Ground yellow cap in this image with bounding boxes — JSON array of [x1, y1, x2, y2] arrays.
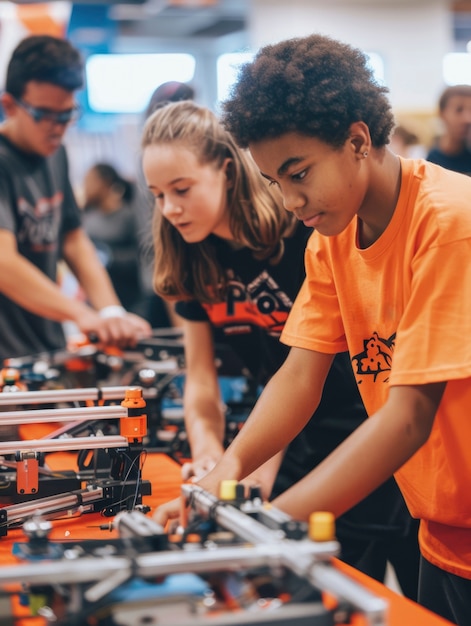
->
[[219, 479, 238, 501], [29, 594, 48, 616], [309, 511, 335, 542]]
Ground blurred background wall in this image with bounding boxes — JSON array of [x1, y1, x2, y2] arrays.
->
[[0, 0, 470, 187]]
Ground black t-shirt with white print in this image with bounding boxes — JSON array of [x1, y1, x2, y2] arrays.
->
[[0, 134, 81, 360]]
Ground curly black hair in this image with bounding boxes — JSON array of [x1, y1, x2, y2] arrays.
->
[[222, 33, 394, 150], [6, 35, 84, 99]]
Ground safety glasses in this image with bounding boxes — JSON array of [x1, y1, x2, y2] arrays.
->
[[14, 97, 80, 125]]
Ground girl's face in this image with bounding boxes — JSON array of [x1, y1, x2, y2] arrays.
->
[[248, 128, 370, 238], [142, 143, 232, 242]]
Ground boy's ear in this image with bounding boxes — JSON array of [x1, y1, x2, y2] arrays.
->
[[348, 121, 371, 157], [0, 92, 16, 117], [350, 136, 364, 155]]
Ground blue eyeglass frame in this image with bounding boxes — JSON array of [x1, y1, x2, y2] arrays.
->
[[14, 97, 80, 125]]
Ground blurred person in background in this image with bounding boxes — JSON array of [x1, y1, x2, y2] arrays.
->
[[426, 84, 471, 175], [81, 162, 145, 315], [144, 80, 196, 121], [389, 124, 424, 158]]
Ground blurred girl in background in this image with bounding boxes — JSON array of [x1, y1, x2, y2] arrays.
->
[[82, 162, 145, 314]]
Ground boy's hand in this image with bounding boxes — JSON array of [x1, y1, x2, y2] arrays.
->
[[152, 497, 182, 528], [77, 307, 152, 348]]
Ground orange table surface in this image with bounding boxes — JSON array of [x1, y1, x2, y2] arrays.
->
[[0, 451, 452, 626]]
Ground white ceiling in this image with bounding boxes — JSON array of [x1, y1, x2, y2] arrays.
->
[[10, 0, 249, 41], [6, 1, 471, 48]]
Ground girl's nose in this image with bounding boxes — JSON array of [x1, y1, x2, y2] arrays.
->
[[161, 196, 182, 218]]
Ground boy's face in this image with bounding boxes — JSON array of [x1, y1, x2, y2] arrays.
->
[[249, 130, 369, 237], [441, 95, 471, 144], [2, 81, 77, 157]]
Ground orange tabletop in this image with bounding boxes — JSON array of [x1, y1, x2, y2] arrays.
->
[[0, 450, 453, 626]]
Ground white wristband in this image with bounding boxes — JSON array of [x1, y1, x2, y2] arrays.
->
[[99, 305, 126, 319]]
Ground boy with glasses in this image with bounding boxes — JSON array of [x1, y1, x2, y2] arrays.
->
[[0, 35, 151, 361]]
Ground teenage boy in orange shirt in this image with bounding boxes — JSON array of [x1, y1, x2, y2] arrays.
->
[[154, 33, 471, 626]]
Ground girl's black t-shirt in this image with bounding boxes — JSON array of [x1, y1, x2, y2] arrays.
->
[[176, 224, 366, 463]]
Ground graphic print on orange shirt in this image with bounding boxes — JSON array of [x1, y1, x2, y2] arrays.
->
[[352, 332, 396, 384]]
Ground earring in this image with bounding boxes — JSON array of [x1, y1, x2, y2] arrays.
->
[[363, 151, 369, 158]]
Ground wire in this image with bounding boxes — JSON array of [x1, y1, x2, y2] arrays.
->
[[131, 449, 147, 511], [99, 449, 147, 515]]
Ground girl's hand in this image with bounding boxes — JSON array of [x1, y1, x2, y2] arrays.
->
[[181, 456, 218, 481]]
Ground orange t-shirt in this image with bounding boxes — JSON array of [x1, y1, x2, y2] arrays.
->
[[281, 157, 471, 578]]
